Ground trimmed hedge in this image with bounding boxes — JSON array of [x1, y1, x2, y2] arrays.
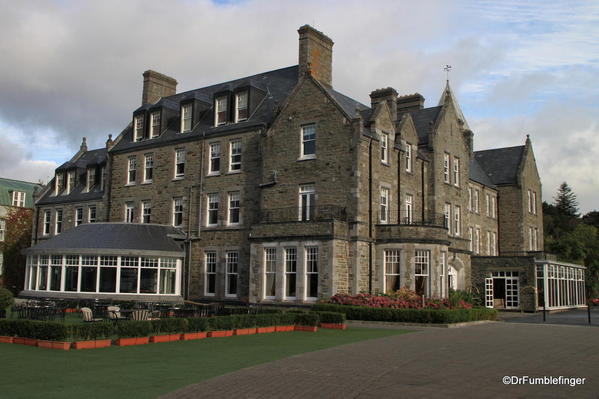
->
[[0, 320, 69, 341], [151, 318, 189, 334], [312, 303, 497, 324], [70, 322, 114, 340], [314, 311, 346, 324], [293, 313, 320, 327]]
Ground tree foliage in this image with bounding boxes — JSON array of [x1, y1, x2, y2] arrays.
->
[[554, 182, 579, 217], [2, 208, 33, 294]]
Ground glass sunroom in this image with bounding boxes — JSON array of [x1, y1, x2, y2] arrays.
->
[[23, 223, 185, 302], [536, 260, 586, 310]]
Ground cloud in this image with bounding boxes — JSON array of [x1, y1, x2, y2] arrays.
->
[[0, 135, 56, 184]]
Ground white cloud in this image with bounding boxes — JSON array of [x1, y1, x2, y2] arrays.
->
[[0, 135, 56, 184]]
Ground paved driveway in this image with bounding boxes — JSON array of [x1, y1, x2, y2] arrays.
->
[[501, 307, 599, 326], [160, 323, 599, 399]]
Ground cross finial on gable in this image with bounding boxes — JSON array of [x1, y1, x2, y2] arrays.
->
[[444, 64, 452, 82]]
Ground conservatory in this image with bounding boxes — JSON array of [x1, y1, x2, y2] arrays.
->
[[22, 223, 185, 302], [536, 260, 586, 310]]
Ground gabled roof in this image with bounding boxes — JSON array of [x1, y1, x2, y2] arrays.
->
[[407, 106, 443, 145], [438, 81, 470, 131], [469, 158, 497, 189], [325, 88, 369, 117], [0, 177, 43, 208], [111, 65, 300, 153], [57, 148, 107, 171], [26, 223, 185, 255], [474, 145, 525, 185]]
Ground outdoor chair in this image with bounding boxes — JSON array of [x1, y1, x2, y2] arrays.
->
[[131, 309, 150, 321], [107, 306, 127, 321], [81, 307, 102, 322]]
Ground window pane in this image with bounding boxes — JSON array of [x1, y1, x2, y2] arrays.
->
[[160, 269, 177, 294], [80, 267, 97, 292], [99, 267, 117, 292], [140, 268, 158, 293], [120, 268, 138, 293]]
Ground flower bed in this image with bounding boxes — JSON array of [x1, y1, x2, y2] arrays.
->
[[328, 289, 473, 310]]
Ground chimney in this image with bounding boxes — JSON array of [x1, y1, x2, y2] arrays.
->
[[80, 137, 88, 152], [370, 87, 398, 121], [397, 93, 425, 112], [142, 70, 178, 105], [106, 134, 114, 150], [298, 25, 334, 88]]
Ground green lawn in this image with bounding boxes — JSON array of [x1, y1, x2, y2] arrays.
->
[[0, 327, 410, 399]]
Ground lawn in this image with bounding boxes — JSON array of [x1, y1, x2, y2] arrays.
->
[[0, 327, 410, 399]]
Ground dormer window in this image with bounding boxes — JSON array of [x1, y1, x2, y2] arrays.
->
[[181, 104, 192, 132], [55, 173, 63, 195], [86, 168, 95, 192], [134, 114, 144, 141], [11, 191, 25, 207], [235, 91, 248, 122], [215, 96, 228, 126], [150, 111, 161, 138], [66, 170, 75, 195]]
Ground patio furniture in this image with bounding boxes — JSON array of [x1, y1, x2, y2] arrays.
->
[[81, 307, 103, 322], [107, 306, 127, 321], [131, 309, 150, 321]]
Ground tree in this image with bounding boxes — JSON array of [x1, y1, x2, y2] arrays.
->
[[554, 182, 579, 217], [2, 208, 33, 295], [582, 211, 599, 230]]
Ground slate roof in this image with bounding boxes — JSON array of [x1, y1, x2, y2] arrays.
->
[[37, 148, 107, 205], [26, 223, 185, 254], [474, 145, 525, 185], [0, 178, 43, 208], [111, 65, 301, 153], [325, 88, 369, 117], [407, 106, 443, 145], [469, 158, 497, 189]]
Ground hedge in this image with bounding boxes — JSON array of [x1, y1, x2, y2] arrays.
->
[[293, 313, 320, 327], [314, 311, 346, 324], [312, 303, 497, 324], [0, 320, 69, 341]]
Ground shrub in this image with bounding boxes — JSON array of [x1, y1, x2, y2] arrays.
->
[[294, 312, 319, 326], [70, 322, 114, 340], [209, 315, 235, 331], [187, 317, 209, 332], [0, 319, 69, 340], [153, 318, 188, 334], [314, 311, 345, 324], [254, 314, 279, 327], [115, 320, 152, 338], [0, 288, 14, 311], [278, 312, 298, 326]]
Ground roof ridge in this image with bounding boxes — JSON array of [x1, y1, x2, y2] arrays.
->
[[474, 144, 525, 154], [0, 177, 41, 185]]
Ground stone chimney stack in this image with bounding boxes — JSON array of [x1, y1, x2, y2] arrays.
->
[[106, 134, 114, 150], [142, 70, 178, 105], [370, 87, 398, 121], [397, 93, 425, 112], [298, 25, 334, 88], [80, 137, 88, 152]]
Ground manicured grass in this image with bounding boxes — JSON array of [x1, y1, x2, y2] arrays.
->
[[0, 327, 410, 399]]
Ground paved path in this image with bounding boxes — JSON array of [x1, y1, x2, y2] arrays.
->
[[500, 308, 599, 327], [159, 323, 599, 399]]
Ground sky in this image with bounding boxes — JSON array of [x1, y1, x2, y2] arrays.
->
[[0, 0, 597, 212]]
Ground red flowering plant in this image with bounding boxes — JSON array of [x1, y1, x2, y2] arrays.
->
[[592, 298, 599, 306], [326, 288, 473, 310]]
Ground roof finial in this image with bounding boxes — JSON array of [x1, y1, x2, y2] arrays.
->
[[80, 136, 88, 152], [444, 64, 452, 82]]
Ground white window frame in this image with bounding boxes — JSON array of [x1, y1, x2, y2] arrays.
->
[[468, 227, 473, 252], [150, 111, 161, 138], [141, 201, 151, 224], [66, 171, 75, 195], [443, 153, 450, 183], [300, 124, 316, 159], [144, 153, 153, 183], [384, 249, 400, 293], [215, 96, 228, 126], [284, 247, 297, 299], [532, 191, 537, 215], [473, 189, 480, 213], [55, 209, 63, 235], [235, 91, 248, 122], [0, 219, 5, 242], [491, 231, 497, 256], [454, 205, 461, 237], [468, 187, 473, 211], [205, 251, 217, 296], [414, 250, 430, 297], [229, 139, 242, 172], [174, 148, 185, 179], [299, 184, 315, 221], [227, 192, 240, 226], [55, 173, 63, 196], [491, 196, 497, 218], [127, 156, 137, 185], [75, 207, 83, 227], [209, 142, 221, 175], [264, 248, 277, 299], [453, 157, 460, 186], [225, 251, 239, 297], [12, 191, 26, 207], [380, 132, 388, 164], [134, 114, 144, 141], [86, 168, 95, 192], [43, 210, 51, 235], [305, 246, 319, 299], [475, 228, 481, 254], [173, 197, 183, 227], [124, 203, 134, 223], [181, 103, 192, 132], [380, 187, 390, 224], [207, 193, 219, 227], [444, 203, 452, 234], [405, 143, 412, 172], [405, 194, 413, 224], [486, 231, 491, 255], [88, 206, 97, 223]]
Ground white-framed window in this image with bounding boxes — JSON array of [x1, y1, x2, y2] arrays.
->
[[475, 228, 481, 254], [491, 196, 497, 218], [225, 251, 238, 297], [207, 193, 219, 226], [486, 231, 491, 255], [86, 168, 95, 192], [380, 187, 390, 224], [75, 207, 83, 226], [414, 250, 430, 297], [534, 228, 539, 250], [264, 248, 276, 299], [384, 249, 400, 293], [227, 192, 240, 225], [529, 227, 533, 250], [285, 248, 297, 299], [181, 103, 192, 132], [124, 203, 134, 223], [66, 170, 75, 195], [142, 201, 151, 224], [55, 209, 63, 234], [127, 156, 136, 185], [299, 184, 315, 221], [473, 189, 480, 213], [444, 203, 452, 234], [532, 191, 537, 214], [88, 206, 97, 223], [468, 187, 473, 211], [44, 210, 51, 235], [405, 143, 412, 172], [173, 197, 183, 227], [300, 124, 316, 159], [0, 219, 5, 242], [144, 153, 153, 183], [55, 173, 63, 196], [405, 194, 413, 224], [205, 251, 217, 296], [306, 247, 319, 299], [11, 191, 26, 207], [468, 227, 473, 252], [454, 205, 461, 237], [380, 132, 388, 164], [150, 111, 161, 138], [229, 139, 242, 172], [491, 231, 497, 256], [443, 153, 450, 183], [134, 114, 144, 141], [528, 190, 533, 213], [175, 149, 185, 178], [235, 91, 248, 122], [215, 96, 228, 126], [209, 143, 221, 175], [440, 251, 449, 297], [453, 157, 460, 186]]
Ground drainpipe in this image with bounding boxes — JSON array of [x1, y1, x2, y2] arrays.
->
[[368, 137, 373, 294], [397, 146, 401, 223], [496, 191, 501, 256], [421, 159, 425, 222]]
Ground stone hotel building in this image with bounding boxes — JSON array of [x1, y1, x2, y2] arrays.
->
[[23, 25, 586, 311]]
